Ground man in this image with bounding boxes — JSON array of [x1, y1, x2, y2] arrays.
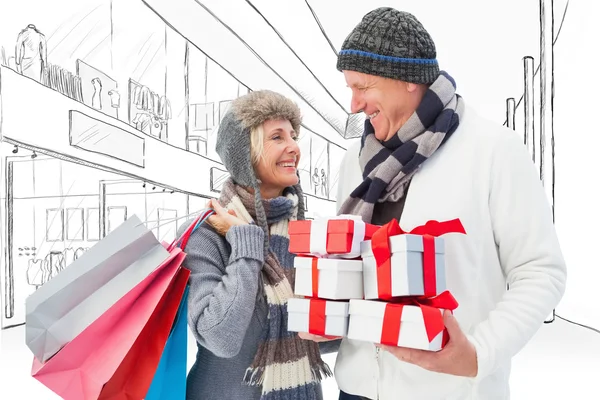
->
[[306, 7, 567, 400]]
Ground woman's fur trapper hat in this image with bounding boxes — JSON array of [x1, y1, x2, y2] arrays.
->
[[216, 90, 302, 189]]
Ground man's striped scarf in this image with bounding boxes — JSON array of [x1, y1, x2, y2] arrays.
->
[[218, 178, 330, 400], [338, 71, 464, 223]]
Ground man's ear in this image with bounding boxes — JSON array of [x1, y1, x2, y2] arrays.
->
[[406, 82, 419, 93]]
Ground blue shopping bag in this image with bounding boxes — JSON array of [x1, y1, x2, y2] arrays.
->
[[145, 285, 189, 399]]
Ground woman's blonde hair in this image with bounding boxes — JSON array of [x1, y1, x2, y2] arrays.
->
[[249, 123, 265, 166]]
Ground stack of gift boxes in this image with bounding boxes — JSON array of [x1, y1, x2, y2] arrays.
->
[[287, 215, 466, 352], [286, 215, 379, 338]]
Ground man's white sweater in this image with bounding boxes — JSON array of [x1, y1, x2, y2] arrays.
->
[[334, 105, 567, 400]]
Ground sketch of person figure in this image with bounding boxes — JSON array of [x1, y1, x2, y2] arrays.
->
[[91, 77, 103, 110], [320, 168, 328, 197], [15, 24, 47, 82], [312, 167, 320, 195]]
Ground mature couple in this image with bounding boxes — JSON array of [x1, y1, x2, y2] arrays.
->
[[177, 7, 567, 400]]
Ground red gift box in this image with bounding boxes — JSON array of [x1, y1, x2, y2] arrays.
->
[[289, 216, 380, 257], [380, 290, 459, 349], [346, 291, 459, 351]]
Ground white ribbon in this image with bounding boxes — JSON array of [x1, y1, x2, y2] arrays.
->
[[309, 217, 329, 256], [308, 214, 366, 258]]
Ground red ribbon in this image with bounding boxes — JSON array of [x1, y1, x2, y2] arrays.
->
[[311, 258, 319, 297], [380, 290, 459, 347], [308, 299, 327, 335], [371, 219, 466, 299]]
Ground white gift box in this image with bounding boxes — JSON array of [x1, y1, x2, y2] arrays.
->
[[293, 256, 364, 300], [360, 234, 447, 299], [287, 298, 349, 337], [347, 299, 445, 351]]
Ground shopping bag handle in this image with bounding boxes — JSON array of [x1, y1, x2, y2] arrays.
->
[[168, 208, 215, 252]]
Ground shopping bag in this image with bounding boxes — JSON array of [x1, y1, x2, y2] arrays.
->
[[26, 214, 172, 363], [97, 266, 190, 399], [145, 284, 190, 400], [143, 209, 213, 400], [31, 245, 186, 400]]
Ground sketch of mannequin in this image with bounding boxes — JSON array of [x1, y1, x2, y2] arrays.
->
[[91, 77, 103, 110], [45, 251, 64, 280], [15, 24, 47, 82], [63, 248, 76, 268], [74, 247, 86, 260], [312, 167, 320, 195], [26, 259, 44, 289], [320, 169, 328, 197], [108, 89, 120, 108]]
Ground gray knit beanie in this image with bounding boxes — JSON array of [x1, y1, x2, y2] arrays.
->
[[336, 7, 439, 84], [216, 90, 306, 251]]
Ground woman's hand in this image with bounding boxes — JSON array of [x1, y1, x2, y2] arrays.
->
[[206, 199, 247, 235]]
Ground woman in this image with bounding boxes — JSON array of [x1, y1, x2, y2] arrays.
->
[[180, 90, 333, 400]]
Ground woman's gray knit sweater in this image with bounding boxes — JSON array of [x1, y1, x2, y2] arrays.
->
[[179, 221, 340, 400]]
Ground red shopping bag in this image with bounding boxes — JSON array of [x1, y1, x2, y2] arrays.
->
[[97, 266, 190, 399]]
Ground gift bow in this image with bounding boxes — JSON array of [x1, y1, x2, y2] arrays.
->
[[381, 290, 459, 347], [371, 218, 466, 299]]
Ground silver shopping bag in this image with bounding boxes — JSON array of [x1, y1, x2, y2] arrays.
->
[[25, 214, 171, 363]]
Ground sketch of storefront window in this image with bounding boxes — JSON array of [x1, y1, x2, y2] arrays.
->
[[310, 134, 328, 198], [210, 167, 229, 192], [45, 208, 64, 242], [218, 100, 233, 123], [128, 79, 171, 140], [328, 144, 345, 201], [188, 102, 215, 156], [65, 208, 84, 241], [296, 130, 311, 192], [107, 206, 127, 234], [87, 208, 100, 241], [156, 208, 178, 242], [76, 59, 118, 119]]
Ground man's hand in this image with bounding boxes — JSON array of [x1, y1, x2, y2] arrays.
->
[[298, 332, 342, 342], [378, 310, 478, 378]]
